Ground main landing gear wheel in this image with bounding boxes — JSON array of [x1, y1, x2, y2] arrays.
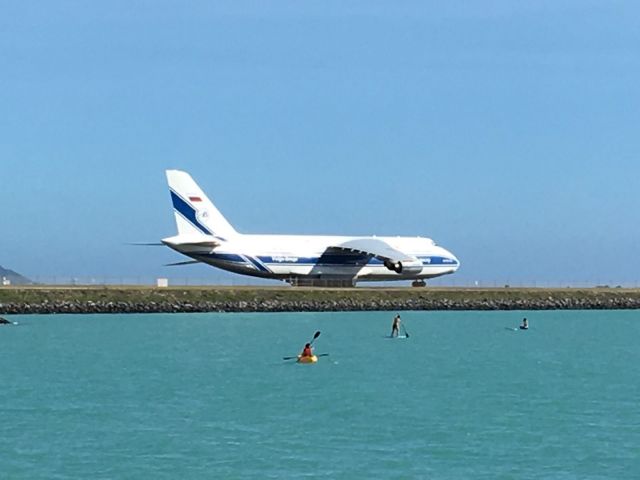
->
[[411, 279, 427, 287]]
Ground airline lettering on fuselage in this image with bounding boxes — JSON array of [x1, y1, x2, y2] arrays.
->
[[273, 256, 299, 263]]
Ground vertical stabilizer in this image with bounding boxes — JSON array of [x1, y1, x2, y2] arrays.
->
[[166, 170, 238, 239]]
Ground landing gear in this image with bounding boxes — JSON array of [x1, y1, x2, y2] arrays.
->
[[411, 279, 427, 287]]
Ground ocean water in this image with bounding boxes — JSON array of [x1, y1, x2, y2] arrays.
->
[[1, 310, 639, 479]]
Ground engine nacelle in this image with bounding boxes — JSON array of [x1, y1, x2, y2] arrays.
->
[[384, 259, 401, 273], [383, 259, 422, 274]]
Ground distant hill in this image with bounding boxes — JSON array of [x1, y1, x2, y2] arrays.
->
[[0, 265, 32, 285]]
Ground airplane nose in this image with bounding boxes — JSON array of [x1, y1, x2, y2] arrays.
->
[[443, 248, 460, 270]]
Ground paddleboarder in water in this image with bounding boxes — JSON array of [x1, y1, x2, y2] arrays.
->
[[520, 318, 529, 330], [300, 343, 314, 358], [391, 314, 401, 337]]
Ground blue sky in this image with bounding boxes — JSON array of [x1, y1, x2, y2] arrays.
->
[[2, 1, 639, 286]]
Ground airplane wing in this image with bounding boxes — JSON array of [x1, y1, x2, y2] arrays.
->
[[329, 238, 421, 273], [331, 238, 415, 262]]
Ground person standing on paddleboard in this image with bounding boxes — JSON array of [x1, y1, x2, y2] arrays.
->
[[391, 314, 401, 337], [520, 318, 528, 330]]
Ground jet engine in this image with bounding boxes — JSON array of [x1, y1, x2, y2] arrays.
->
[[384, 259, 423, 274], [384, 259, 403, 273]]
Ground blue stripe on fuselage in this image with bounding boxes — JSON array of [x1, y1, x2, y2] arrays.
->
[[257, 255, 457, 267], [258, 252, 371, 267], [244, 255, 271, 273], [416, 256, 459, 266], [192, 252, 457, 269], [194, 253, 245, 263], [194, 252, 271, 273]]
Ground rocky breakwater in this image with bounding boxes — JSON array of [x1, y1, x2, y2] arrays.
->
[[1, 287, 640, 314]]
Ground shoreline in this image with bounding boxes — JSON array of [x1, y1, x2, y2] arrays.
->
[[1, 286, 640, 314]]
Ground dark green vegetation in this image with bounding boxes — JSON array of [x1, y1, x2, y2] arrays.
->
[[1, 286, 640, 314]]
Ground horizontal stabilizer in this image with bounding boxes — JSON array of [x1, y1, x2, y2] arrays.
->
[[161, 234, 221, 248], [164, 260, 201, 266]]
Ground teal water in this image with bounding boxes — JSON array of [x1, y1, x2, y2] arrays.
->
[[1, 310, 639, 479]]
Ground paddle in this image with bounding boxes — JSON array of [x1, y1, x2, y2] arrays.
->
[[309, 330, 321, 345], [282, 331, 322, 360], [282, 353, 329, 360], [402, 324, 410, 338]]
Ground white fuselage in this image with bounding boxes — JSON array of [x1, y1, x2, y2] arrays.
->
[[162, 170, 460, 286], [167, 233, 459, 282]]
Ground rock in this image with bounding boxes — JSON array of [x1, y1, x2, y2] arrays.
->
[[1, 289, 640, 314]]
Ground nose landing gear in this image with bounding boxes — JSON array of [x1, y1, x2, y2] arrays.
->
[[411, 279, 427, 287]]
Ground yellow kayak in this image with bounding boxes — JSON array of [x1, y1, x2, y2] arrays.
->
[[297, 355, 318, 364]]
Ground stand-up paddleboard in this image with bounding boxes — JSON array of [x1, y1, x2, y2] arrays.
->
[[385, 335, 408, 339]]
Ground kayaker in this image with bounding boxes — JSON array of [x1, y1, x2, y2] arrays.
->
[[391, 314, 401, 337], [300, 343, 314, 358], [520, 318, 528, 330]]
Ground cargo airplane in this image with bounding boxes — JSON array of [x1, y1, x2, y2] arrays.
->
[[161, 170, 460, 287]]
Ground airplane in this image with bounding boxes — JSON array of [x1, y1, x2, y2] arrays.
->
[[161, 170, 460, 287]]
